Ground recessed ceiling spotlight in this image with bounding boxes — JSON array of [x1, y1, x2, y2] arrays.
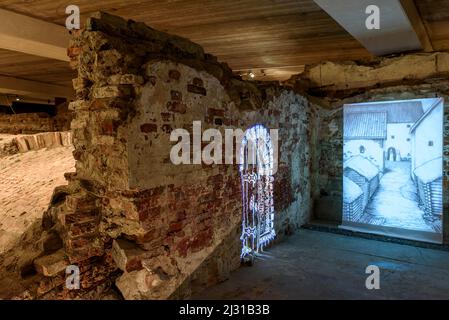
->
[[15, 96, 20, 101], [249, 72, 255, 79]]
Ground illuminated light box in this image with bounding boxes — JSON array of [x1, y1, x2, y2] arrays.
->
[[341, 98, 443, 243]]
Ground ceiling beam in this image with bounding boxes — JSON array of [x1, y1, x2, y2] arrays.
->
[[0, 8, 70, 61], [0, 75, 73, 100], [314, 0, 423, 56], [399, 0, 434, 52]]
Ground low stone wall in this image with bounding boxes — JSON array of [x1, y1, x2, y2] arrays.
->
[[0, 103, 73, 135], [0, 113, 55, 134], [13, 132, 73, 153], [0, 132, 72, 156], [0, 134, 18, 156]]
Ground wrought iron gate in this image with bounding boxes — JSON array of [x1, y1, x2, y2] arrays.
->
[[239, 124, 275, 260]]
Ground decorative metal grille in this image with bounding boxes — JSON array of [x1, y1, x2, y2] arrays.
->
[[239, 124, 275, 260]]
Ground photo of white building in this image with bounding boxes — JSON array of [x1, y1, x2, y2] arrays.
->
[[410, 99, 444, 220], [342, 98, 443, 240]]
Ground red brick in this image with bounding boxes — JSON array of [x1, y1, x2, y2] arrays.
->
[[148, 76, 157, 86], [190, 228, 213, 252], [140, 123, 157, 133], [187, 84, 206, 96], [126, 257, 143, 272], [169, 221, 183, 233], [67, 47, 81, 59], [138, 205, 161, 221], [101, 119, 115, 135], [167, 101, 187, 114], [192, 77, 204, 87], [176, 237, 191, 258], [170, 90, 182, 101], [169, 69, 181, 80], [161, 112, 174, 122], [207, 108, 225, 117], [162, 124, 172, 133], [207, 174, 223, 185], [72, 149, 83, 160]]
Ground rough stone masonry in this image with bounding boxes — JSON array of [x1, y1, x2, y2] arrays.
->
[[0, 12, 320, 299], [0, 102, 73, 135], [1, 11, 447, 300]]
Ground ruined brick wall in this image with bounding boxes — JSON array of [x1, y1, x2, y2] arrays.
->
[[0, 102, 73, 135], [299, 58, 449, 243], [54, 102, 75, 132], [22, 12, 321, 299], [0, 113, 55, 134]]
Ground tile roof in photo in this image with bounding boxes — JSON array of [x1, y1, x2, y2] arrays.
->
[[344, 112, 387, 140], [344, 100, 424, 123]]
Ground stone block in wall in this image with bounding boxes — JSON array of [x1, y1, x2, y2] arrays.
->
[[111, 239, 146, 272], [69, 100, 89, 111], [37, 273, 66, 296], [60, 132, 73, 146], [93, 85, 134, 99], [34, 249, 69, 277], [115, 268, 170, 300], [12, 132, 72, 153], [65, 237, 105, 264], [437, 53, 449, 74], [72, 77, 86, 91], [107, 74, 144, 85]]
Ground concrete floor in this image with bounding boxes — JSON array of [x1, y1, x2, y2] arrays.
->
[[192, 229, 449, 299]]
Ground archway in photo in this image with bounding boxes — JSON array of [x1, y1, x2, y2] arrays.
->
[[387, 147, 397, 161], [239, 124, 275, 261]]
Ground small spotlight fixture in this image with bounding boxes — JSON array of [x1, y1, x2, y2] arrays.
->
[[15, 96, 20, 101], [249, 72, 255, 79]]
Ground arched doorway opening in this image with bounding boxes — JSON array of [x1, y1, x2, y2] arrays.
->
[[239, 124, 275, 262], [387, 147, 397, 161]]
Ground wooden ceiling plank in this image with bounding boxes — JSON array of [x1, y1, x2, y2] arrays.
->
[[0, 75, 73, 99], [0, 0, 377, 82]]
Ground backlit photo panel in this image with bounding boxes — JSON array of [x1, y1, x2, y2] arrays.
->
[[342, 98, 443, 237]]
